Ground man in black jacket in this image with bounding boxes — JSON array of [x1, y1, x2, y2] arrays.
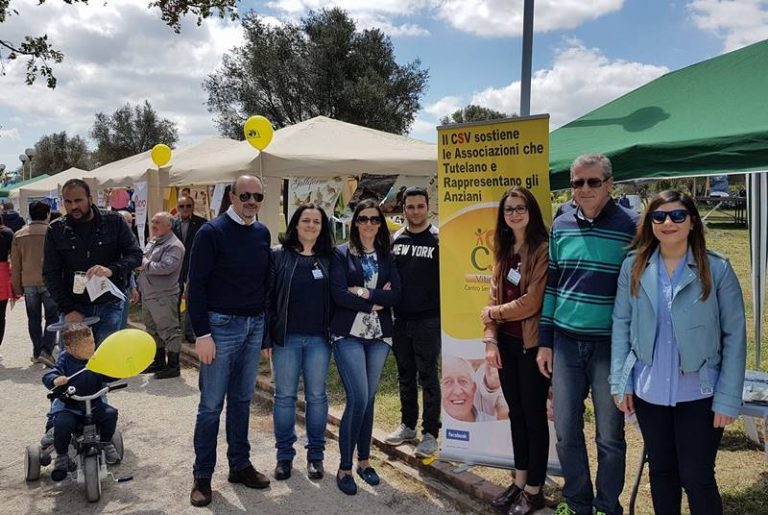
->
[[172, 195, 206, 342], [43, 179, 142, 345]]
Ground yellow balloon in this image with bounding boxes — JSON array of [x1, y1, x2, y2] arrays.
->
[[386, 217, 403, 232], [243, 115, 274, 151], [151, 144, 172, 167], [86, 329, 155, 378]]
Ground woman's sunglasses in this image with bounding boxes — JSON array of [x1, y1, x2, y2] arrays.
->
[[649, 209, 689, 224], [237, 192, 265, 202], [356, 215, 382, 225]]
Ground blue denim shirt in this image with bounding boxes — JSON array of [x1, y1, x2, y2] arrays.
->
[[633, 251, 720, 406], [611, 248, 747, 417]]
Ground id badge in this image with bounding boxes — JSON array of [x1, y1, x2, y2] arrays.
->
[[506, 267, 521, 285], [312, 268, 324, 280]]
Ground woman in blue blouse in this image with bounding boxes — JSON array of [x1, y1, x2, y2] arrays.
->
[[330, 198, 401, 495], [269, 204, 334, 481], [611, 190, 746, 515]]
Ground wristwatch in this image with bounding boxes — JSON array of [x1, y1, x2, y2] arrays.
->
[[356, 288, 366, 298]]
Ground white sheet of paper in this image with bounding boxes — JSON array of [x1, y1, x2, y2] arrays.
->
[[86, 276, 127, 302]]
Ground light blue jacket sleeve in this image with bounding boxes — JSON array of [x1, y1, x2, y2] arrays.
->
[[611, 257, 634, 395], [712, 259, 747, 417]]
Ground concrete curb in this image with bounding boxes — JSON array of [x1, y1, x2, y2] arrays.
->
[[175, 341, 504, 510]]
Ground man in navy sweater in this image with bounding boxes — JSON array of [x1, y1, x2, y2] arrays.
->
[[188, 175, 272, 508]]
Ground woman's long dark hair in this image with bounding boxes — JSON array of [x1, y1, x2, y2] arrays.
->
[[349, 198, 391, 255], [493, 187, 548, 263], [629, 190, 711, 299], [279, 203, 334, 257]]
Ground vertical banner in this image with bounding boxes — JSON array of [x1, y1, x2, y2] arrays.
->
[[133, 181, 148, 248], [437, 115, 559, 469]]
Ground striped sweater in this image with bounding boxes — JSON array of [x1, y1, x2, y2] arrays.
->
[[539, 201, 638, 347]]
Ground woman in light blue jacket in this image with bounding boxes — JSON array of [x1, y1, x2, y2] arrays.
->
[[611, 190, 746, 515]]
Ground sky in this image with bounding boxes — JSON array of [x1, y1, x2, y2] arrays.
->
[[1, 0, 767, 174]]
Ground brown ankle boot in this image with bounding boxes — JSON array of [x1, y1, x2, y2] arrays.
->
[[508, 490, 545, 515], [190, 478, 212, 507]]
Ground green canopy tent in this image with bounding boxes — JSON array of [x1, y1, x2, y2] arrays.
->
[[549, 39, 768, 190], [0, 174, 51, 198], [548, 39, 768, 368]]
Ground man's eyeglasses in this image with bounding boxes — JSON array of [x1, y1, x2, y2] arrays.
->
[[178, 204, 193, 209], [237, 192, 265, 202], [571, 178, 606, 189], [356, 215, 382, 225], [504, 205, 528, 215], [650, 209, 689, 224]]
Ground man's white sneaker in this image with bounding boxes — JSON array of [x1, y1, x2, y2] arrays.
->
[[414, 433, 438, 458], [384, 423, 417, 445]]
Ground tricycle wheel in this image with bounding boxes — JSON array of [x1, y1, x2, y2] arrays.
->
[[24, 446, 41, 481], [84, 455, 101, 502]]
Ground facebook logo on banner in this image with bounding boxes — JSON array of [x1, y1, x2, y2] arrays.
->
[[446, 429, 470, 441]]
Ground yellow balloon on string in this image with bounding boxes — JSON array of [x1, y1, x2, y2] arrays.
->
[[243, 115, 274, 151], [86, 329, 155, 378], [151, 144, 172, 167]]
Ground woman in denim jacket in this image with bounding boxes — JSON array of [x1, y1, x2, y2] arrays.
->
[[611, 190, 746, 515]]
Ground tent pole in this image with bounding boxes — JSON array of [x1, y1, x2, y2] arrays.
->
[[520, 0, 535, 116]]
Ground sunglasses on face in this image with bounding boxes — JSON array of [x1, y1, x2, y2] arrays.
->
[[571, 177, 606, 189], [504, 205, 528, 215], [650, 209, 690, 224], [178, 204, 193, 209], [237, 191, 264, 202], [356, 215, 382, 225]]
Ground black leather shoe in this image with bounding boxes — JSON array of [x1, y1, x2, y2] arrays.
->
[[228, 465, 271, 489], [508, 490, 545, 515], [190, 478, 212, 507], [491, 483, 523, 509], [307, 460, 324, 480], [274, 460, 292, 480]]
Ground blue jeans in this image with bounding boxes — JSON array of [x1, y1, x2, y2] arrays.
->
[[333, 337, 390, 471], [193, 312, 264, 480], [552, 332, 626, 515], [24, 286, 58, 357], [272, 333, 331, 462], [69, 300, 124, 347]]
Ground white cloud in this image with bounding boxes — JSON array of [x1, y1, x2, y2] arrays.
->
[[687, 0, 768, 51], [471, 42, 668, 128], [0, 0, 243, 166], [0, 128, 22, 142], [424, 96, 464, 118], [433, 0, 624, 37]]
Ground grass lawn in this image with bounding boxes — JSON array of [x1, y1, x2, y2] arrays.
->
[[324, 221, 768, 514]]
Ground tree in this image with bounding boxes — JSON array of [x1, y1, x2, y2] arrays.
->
[[33, 131, 93, 175], [0, 0, 237, 88], [90, 100, 178, 166], [440, 104, 512, 126], [204, 8, 429, 137]]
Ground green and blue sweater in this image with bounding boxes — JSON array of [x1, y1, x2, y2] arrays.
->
[[539, 201, 638, 347]]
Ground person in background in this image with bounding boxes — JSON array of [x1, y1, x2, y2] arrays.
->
[[11, 201, 58, 367], [43, 179, 142, 346], [611, 191, 746, 515], [482, 187, 550, 515], [172, 195, 206, 343], [384, 187, 442, 458], [269, 204, 334, 481], [188, 176, 272, 507], [538, 154, 638, 515], [138, 212, 185, 379], [117, 210, 139, 329], [2, 201, 26, 232], [0, 213, 16, 349], [330, 198, 401, 496]]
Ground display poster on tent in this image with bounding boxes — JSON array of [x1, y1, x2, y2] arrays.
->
[[437, 115, 559, 470], [287, 177, 344, 221], [379, 175, 439, 224], [133, 181, 148, 248], [210, 183, 227, 217], [190, 186, 211, 219]]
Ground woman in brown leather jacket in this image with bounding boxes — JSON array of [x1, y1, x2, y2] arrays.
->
[[480, 187, 550, 515]]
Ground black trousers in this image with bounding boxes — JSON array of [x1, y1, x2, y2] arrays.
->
[[53, 405, 119, 455], [497, 333, 550, 487], [392, 316, 441, 437], [634, 396, 724, 515]]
